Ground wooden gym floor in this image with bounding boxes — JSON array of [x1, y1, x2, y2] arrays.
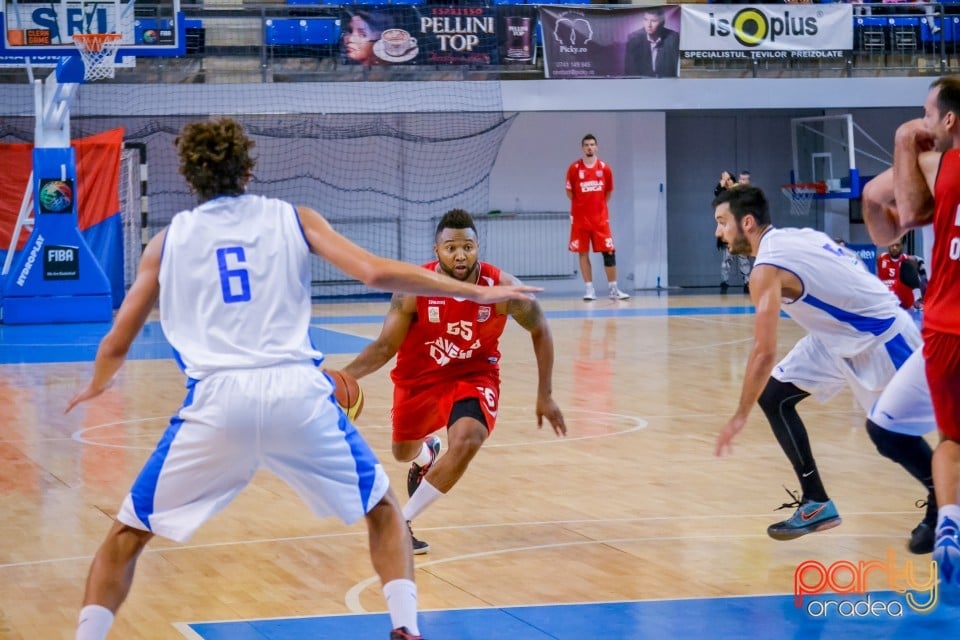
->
[[0, 293, 953, 639]]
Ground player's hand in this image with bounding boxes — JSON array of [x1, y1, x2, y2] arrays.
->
[[475, 284, 542, 304], [715, 415, 747, 457], [536, 396, 567, 436], [895, 119, 937, 152], [65, 382, 109, 414]]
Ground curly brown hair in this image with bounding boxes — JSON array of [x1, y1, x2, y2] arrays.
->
[[175, 118, 256, 201]]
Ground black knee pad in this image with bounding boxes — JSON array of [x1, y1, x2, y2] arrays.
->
[[602, 251, 616, 267], [758, 378, 808, 417]]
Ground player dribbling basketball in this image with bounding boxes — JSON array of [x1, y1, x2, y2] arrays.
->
[[343, 209, 567, 554]]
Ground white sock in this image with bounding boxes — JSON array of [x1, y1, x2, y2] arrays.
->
[[402, 479, 443, 522], [412, 441, 433, 467], [383, 578, 419, 635], [585, 283, 594, 292], [938, 503, 960, 529], [609, 281, 619, 291], [76, 605, 114, 640]]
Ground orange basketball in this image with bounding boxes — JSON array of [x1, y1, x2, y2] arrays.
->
[[325, 368, 364, 420]]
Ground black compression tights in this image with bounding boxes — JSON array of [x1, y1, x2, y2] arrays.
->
[[757, 378, 829, 503]]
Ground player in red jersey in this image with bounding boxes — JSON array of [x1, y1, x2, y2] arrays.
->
[[343, 209, 567, 554], [566, 134, 630, 301], [877, 238, 924, 310], [864, 76, 960, 586]]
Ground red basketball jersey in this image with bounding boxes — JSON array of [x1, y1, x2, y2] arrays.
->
[[877, 253, 915, 309], [391, 262, 508, 387], [566, 159, 613, 227], [927, 149, 960, 335]]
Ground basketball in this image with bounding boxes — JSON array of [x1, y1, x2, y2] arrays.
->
[[325, 368, 364, 420]]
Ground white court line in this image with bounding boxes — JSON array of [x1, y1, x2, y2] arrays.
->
[[342, 530, 926, 614], [70, 416, 169, 450], [63, 408, 647, 451], [0, 512, 922, 571]]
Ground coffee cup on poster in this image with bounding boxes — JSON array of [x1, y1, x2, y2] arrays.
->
[[381, 28, 416, 57], [504, 16, 532, 62]]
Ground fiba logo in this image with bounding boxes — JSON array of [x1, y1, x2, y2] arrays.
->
[[142, 29, 159, 45], [38, 179, 73, 213], [709, 9, 820, 47]]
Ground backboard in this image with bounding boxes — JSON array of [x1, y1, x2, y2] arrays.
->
[[1, 0, 184, 58], [789, 114, 891, 200]]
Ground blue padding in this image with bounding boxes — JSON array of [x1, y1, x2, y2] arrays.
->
[[56, 56, 86, 84], [856, 17, 888, 28], [265, 19, 303, 45], [81, 213, 125, 308], [886, 16, 920, 27], [287, 0, 321, 4], [3, 294, 112, 324], [301, 18, 340, 45]]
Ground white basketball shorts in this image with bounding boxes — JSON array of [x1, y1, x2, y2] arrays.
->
[[868, 348, 936, 436], [117, 363, 389, 542], [771, 323, 922, 422]]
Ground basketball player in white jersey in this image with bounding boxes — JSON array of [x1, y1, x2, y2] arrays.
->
[[712, 185, 936, 550], [65, 118, 541, 640]]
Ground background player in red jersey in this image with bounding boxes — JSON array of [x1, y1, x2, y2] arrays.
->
[[343, 209, 567, 553], [566, 134, 630, 301], [877, 237, 924, 310], [864, 76, 960, 587]]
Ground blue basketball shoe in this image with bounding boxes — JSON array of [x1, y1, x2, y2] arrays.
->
[[934, 515, 960, 587], [767, 488, 842, 541]]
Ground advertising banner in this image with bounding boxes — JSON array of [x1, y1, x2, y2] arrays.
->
[[680, 4, 852, 61], [340, 4, 538, 66], [540, 5, 681, 79]]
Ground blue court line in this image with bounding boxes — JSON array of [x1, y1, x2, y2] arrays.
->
[[313, 305, 756, 325], [186, 593, 956, 639], [0, 324, 371, 365], [0, 306, 756, 365]]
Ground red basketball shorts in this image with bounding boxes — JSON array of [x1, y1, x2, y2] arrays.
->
[[923, 329, 960, 441], [391, 371, 500, 442], [569, 220, 614, 253]]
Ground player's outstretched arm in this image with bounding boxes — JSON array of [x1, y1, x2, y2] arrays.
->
[[342, 293, 415, 380], [503, 273, 567, 437], [297, 206, 540, 303], [715, 264, 781, 456], [66, 229, 166, 413]]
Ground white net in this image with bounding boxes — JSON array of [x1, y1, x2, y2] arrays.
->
[[119, 147, 144, 289], [73, 34, 123, 82], [781, 183, 824, 218]]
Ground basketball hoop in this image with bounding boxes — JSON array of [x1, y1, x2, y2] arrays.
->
[[781, 182, 826, 218], [72, 33, 122, 82]]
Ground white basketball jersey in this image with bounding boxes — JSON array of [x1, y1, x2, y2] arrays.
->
[[754, 227, 909, 357], [158, 194, 322, 379]]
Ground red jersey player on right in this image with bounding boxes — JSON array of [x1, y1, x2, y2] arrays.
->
[[343, 209, 566, 554], [867, 76, 960, 591], [876, 237, 924, 310]]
